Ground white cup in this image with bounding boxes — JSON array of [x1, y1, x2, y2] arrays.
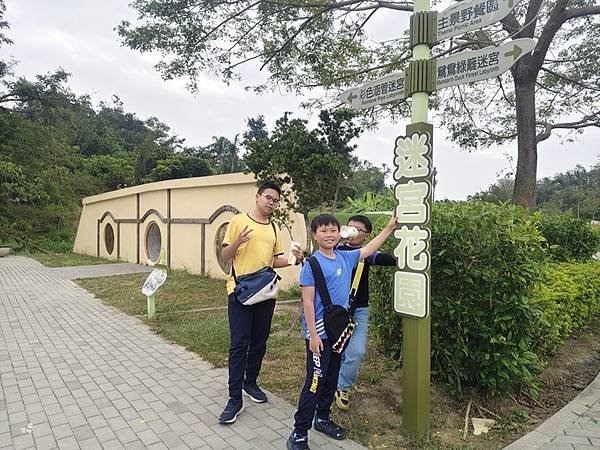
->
[[340, 226, 358, 239], [288, 241, 302, 265]]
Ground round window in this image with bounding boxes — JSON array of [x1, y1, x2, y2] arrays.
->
[[215, 222, 232, 275], [104, 223, 115, 255], [145, 222, 162, 264]]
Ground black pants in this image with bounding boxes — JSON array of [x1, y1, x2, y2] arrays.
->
[[292, 339, 340, 435], [227, 294, 276, 399]]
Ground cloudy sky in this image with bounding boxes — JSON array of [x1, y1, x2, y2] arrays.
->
[[4, 0, 599, 199]]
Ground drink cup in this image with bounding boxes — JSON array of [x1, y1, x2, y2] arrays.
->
[[340, 226, 358, 239], [288, 241, 302, 265]]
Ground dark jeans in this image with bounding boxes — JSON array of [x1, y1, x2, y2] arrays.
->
[[292, 339, 340, 435], [227, 294, 276, 399]]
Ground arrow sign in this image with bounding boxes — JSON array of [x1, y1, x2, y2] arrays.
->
[[436, 38, 536, 89], [437, 0, 524, 41], [340, 72, 406, 110]]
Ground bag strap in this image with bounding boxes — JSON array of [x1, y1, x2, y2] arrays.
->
[[231, 220, 278, 284], [350, 261, 364, 299], [348, 260, 365, 314], [307, 256, 334, 312]]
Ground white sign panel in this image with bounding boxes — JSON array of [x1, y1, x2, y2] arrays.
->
[[340, 73, 406, 109], [437, 0, 524, 41], [436, 38, 536, 89], [393, 128, 433, 318]]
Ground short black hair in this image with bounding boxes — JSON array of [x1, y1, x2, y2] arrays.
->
[[257, 181, 282, 196], [310, 214, 340, 233], [348, 215, 372, 233]]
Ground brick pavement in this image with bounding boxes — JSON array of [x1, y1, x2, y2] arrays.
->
[[0, 256, 366, 450], [504, 371, 600, 450], [50, 263, 153, 281]]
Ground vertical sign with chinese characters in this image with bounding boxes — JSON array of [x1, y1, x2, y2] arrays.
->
[[393, 123, 433, 318]]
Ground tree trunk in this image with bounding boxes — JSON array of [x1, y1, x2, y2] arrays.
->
[[512, 81, 538, 209]]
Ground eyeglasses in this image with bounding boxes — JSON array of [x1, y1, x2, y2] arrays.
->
[[261, 193, 280, 205], [356, 228, 369, 234]]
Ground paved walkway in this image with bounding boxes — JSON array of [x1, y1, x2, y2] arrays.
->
[[50, 263, 153, 281], [0, 256, 365, 450], [505, 372, 600, 449]]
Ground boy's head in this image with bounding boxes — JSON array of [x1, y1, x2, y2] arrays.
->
[[311, 214, 341, 251], [255, 181, 282, 216], [346, 215, 372, 247]]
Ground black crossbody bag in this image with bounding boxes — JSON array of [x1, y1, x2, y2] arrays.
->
[[307, 256, 356, 353]]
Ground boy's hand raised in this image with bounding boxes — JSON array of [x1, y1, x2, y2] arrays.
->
[[385, 210, 398, 231]]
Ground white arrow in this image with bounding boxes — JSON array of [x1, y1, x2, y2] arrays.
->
[[436, 38, 536, 89], [339, 72, 406, 110], [437, 0, 524, 42]]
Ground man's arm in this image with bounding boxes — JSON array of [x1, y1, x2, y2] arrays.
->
[[221, 225, 252, 261], [359, 214, 397, 260], [374, 252, 396, 266], [272, 247, 304, 268]]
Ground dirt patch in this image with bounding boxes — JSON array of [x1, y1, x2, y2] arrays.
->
[[330, 318, 600, 449]]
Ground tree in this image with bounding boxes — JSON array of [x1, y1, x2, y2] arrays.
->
[[0, 0, 12, 79], [468, 177, 514, 204], [148, 153, 214, 181], [119, 0, 600, 208], [243, 109, 361, 235], [203, 135, 245, 174]]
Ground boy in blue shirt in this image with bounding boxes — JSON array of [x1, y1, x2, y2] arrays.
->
[[287, 213, 397, 450]]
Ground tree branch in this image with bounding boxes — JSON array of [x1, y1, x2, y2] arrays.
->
[[564, 5, 600, 21], [260, 15, 317, 71], [540, 67, 600, 92], [536, 114, 600, 143]]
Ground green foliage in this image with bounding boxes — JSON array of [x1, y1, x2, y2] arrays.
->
[[243, 109, 387, 234], [535, 162, 600, 221], [0, 70, 225, 251], [343, 189, 395, 213], [537, 214, 600, 261], [370, 201, 548, 396], [531, 261, 600, 356]]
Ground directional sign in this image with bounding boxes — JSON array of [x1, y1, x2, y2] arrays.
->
[[436, 38, 536, 89], [437, 0, 524, 41], [340, 72, 406, 109]]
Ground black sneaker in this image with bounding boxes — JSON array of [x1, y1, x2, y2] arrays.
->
[[218, 397, 243, 424], [313, 417, 347, 440], [243, 382, 268, 403], [286, 431, 310, 450]]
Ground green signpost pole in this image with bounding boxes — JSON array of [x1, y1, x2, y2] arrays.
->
[[339, 0, 535, 439], [402, 0, 432, 438]]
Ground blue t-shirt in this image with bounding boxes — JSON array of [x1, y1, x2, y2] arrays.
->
[[299, 249, 361, 339]]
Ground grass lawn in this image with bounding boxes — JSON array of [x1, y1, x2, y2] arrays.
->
[[76, 269, 551, 450]]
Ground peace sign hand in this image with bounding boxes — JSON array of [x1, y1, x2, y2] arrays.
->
[[236, 226, 253, 245]]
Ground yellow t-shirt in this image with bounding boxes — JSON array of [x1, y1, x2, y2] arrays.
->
[[223, 213, 284, 294]]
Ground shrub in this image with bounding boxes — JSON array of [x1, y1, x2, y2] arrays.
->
[[370, 201, 547, 396], [537, 214, 600, 261], [531, 261, 600, 356]]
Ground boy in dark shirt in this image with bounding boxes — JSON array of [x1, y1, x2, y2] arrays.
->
[[335, 215, 396, 411]]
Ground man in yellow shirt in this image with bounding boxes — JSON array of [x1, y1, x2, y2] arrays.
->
[[218, 181, 304, 424]]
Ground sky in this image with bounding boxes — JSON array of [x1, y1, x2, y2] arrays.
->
[[3, 0, 599, 200]]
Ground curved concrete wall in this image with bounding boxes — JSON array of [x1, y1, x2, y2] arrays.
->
[[73, 173, 307, 289]]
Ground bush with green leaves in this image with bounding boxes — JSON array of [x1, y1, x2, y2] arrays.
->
[[531, 261, 600, 356], [370, 201, 547, 396], [537, 214, 600, 261]]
